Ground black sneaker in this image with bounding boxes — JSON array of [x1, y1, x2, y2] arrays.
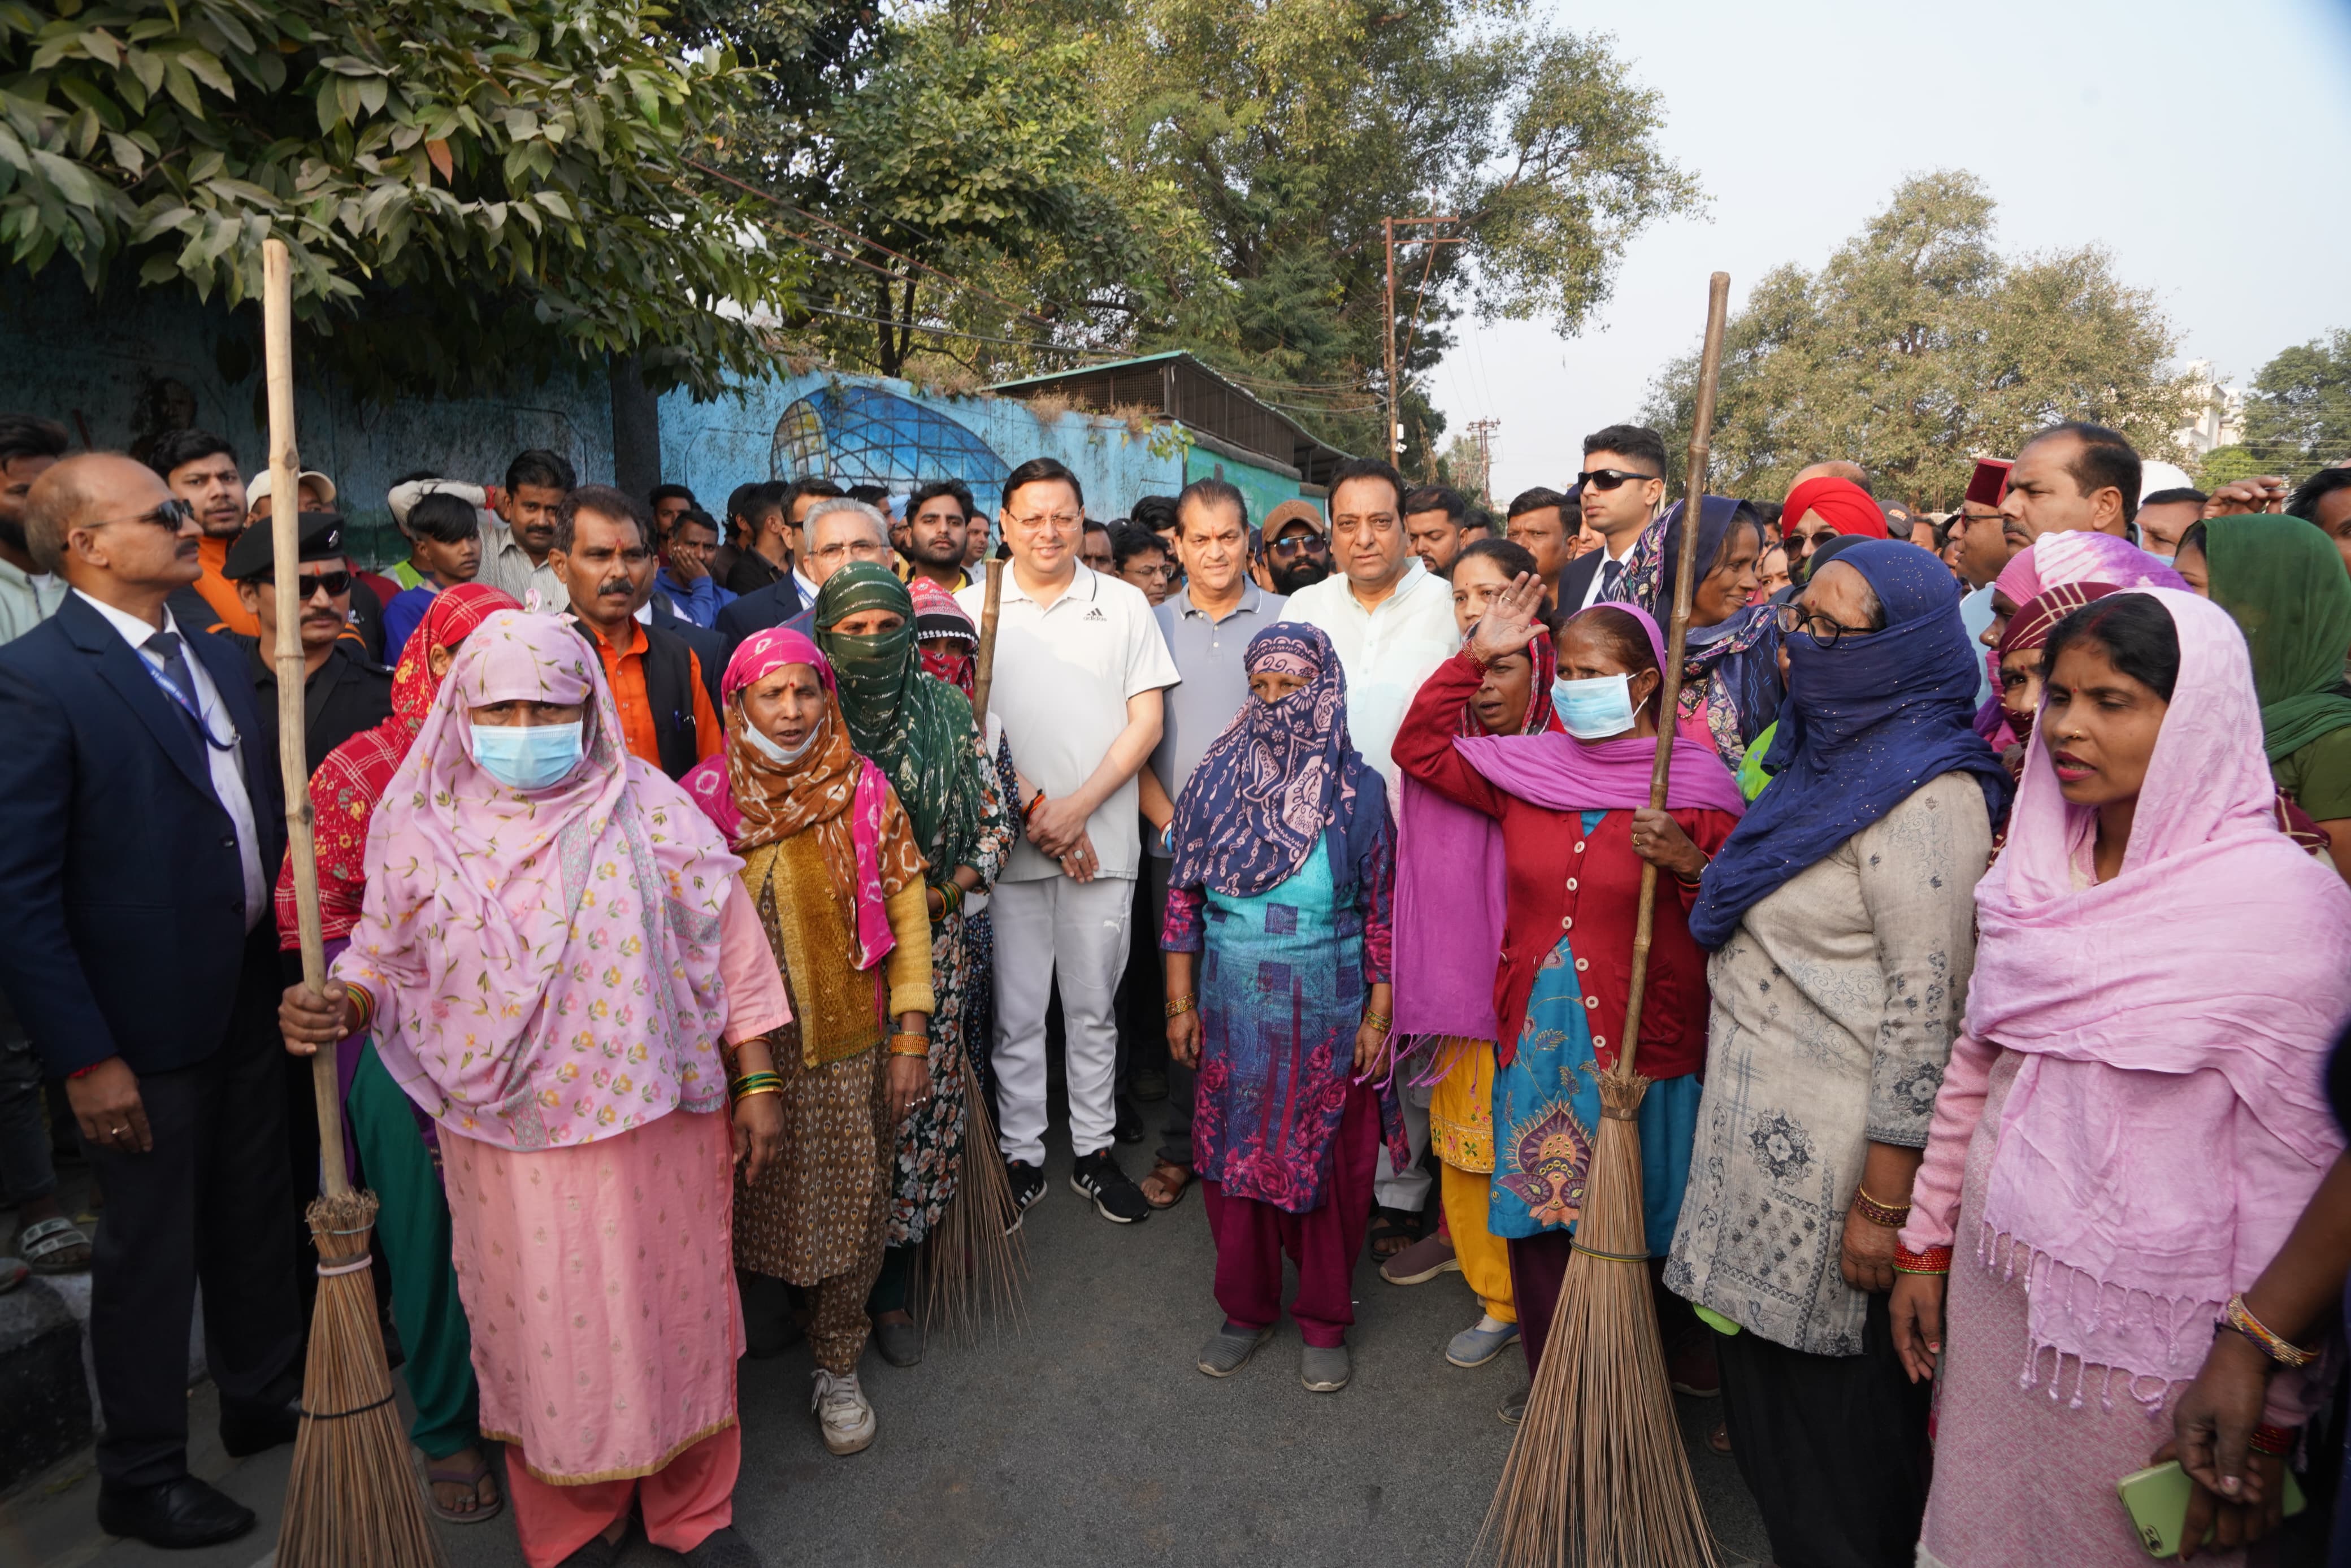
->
[[1004, 1158, 1046, 1232], [1070, 1148, 1151, 1223]]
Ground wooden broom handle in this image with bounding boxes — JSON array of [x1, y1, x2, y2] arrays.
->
[[262, 239, 345, 1200], [1615, 271, 1730, 1084], [969, 557, 1005, 723]]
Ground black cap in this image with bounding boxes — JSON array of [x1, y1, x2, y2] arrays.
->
[[225, 512, 348, 581]]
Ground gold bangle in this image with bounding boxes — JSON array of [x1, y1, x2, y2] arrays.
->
[[1364, 1011, 1392, 1033], [888, 1032, 930, 1057], [731, 1082, 781, 1102], [1852, 1187, 1912, 1229], [1164, 994, 1198, 1018]]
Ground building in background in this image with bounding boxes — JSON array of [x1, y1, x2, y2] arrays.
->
[[2175, 359, 2246, 459]]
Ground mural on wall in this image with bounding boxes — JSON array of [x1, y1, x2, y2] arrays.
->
[[771, 382, 1011, 516]]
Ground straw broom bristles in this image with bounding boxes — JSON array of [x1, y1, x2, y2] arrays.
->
[[277, 1191, 446, 1568], [261, 236, 446, 1568], [920, 1035, 1029, 1345], [1477, 1070, 1718, 1568]]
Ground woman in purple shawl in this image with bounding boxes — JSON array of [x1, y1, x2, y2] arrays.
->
[[1394, 573, 1745, 1422], [1161, 624, 1407, 1395]]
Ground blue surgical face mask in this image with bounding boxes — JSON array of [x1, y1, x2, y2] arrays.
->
[[741, 718, 819, 768], [471, 721, 584, 791], [1551, 673, 1637, 740]]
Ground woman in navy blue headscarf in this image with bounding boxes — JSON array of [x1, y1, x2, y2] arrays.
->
[[1662, 538, 2011, 1568]]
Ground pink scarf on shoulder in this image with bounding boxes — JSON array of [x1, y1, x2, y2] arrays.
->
[[1968, 588, 2351, 1401]]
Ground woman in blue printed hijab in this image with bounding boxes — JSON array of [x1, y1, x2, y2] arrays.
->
[[1666, 539, 2010, 1568]]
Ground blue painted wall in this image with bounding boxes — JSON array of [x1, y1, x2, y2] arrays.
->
[[0, 270, 611, 566], [658, 370, 1191, 530]]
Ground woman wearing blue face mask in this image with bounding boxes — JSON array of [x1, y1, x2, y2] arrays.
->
[[1393, 573, 1746, 1424]]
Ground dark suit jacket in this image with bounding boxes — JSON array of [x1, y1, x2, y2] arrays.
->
[[648, 595, 725, 711], [715, 574, 809, 659], [1555, 548, 1606, 615], [0, 593, 284, 1078]]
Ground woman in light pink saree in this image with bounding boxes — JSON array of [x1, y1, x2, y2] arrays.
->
[[281, 610, 789, 1568], [1892, 590, 2351, 1567]]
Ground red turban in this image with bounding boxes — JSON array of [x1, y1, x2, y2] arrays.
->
[[1781, 475, 1888, 540]]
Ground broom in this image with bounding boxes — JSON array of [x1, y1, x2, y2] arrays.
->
[[1480, 271, 1733, 1568], [261, 237, 448, 1568], [922, 555, 1029, 1342]]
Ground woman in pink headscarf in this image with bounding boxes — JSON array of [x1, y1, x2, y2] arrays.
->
[[1972, 532, 2186, 749], [679, 628, 933, 1461], [1889, 590, 2351, 1567], [279, 610, 791, 1568]]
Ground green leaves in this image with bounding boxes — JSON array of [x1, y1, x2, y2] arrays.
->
[[1, 0, 799, 399], [1641, 172, 2194, 507], [2233, 330, 2351, 483]]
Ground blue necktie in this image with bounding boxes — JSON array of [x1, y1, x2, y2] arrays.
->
[[144, 630, 202, 721]]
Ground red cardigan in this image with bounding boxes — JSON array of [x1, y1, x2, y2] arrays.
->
[[1393, 652, 1737, 1079]]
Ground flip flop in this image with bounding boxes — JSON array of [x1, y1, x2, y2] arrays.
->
[[411, 1445, 504, 1524], [1140, 1159, 1192, 1211], [16, 1215, 92, 1275]]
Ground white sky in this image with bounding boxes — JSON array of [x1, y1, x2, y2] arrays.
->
[[1426, 0, 2351, 502]]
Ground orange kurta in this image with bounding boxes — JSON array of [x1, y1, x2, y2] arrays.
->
[[585, 619, 721, 771], [191, 536, 261, 635]]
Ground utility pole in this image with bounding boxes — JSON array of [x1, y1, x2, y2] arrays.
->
[[1467, 416, 1500, 508], [1382, 215, 1463, 469]]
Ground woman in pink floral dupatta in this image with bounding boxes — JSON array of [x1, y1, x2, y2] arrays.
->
[[1890, 590, 2351, 1567], [280, 610, 790, 1568]]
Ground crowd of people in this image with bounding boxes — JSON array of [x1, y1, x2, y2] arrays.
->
[[3, 397, 2351, 1568]]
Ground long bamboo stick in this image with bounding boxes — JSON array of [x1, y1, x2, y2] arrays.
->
[[262, 240, 341, 1181], [1613, 272, 1730, 1082], [969, 557, 1005, 722]]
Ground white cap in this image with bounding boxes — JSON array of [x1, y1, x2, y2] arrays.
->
[[2139, 460, 2196, 503], [245, 468, 339, 509]]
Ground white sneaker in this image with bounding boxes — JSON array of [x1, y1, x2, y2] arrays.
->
[[810, 1368, 876, 1456]]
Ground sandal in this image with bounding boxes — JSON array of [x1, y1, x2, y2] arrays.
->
[[1369, 1206, 1418, 1262], [17, 1215, 92, 1274], [1706, 1420, 1732, 1456], [412, 1444, 504, 1524], [1139, 1159, 1192, 1211]]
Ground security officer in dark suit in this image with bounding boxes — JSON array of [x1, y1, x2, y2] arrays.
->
[[219, 511, 394, 774], [0, 455, 300, 1549]]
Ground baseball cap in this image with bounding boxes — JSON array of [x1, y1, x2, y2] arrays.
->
[[245, 468, 339, 510]]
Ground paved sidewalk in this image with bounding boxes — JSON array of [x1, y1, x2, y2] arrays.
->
[[2, 1142, 1771, 1567]]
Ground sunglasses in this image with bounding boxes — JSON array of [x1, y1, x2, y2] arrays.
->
[[1574, 468, 1658, 492], [93, 498, 197, 532], [252, 570, 353, 597], [1266, 533, 1329, 557]]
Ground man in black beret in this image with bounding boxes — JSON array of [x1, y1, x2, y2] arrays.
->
[[221, 512, 392, 775]]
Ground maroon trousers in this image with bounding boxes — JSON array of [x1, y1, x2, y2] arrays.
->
[[1506, 1229, 1576, 1376], [1200, 1081, 1380, 1349]]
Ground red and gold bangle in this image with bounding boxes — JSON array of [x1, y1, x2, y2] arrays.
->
[[2224, 1293, 2319, 1369], [1852, 1187, 1912, 1229], [887, 1031, 930, 1058], [2250, 1423, 2298, 1457], [345, 983, 377, 1037], [1892, 1244, 1953, 1276]]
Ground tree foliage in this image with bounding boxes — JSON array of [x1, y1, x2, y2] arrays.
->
[[688, 0, 1697, 463], [2229, 329, 2351, 479], [1641, 172, 2194, 508], [0, 0, 799, 398]]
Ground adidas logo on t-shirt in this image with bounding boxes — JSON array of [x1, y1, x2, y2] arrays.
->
[[1083, 607, 1107, 621]]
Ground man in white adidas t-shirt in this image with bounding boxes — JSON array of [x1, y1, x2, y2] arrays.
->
[[959, 458, 1178, 1227]]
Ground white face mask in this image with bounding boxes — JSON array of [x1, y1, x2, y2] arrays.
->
[[1551, 673, 1637, 740], [743, 718, 820, 768]]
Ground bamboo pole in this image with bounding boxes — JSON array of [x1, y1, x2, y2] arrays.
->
[[969, 556, 1005, 722], [264, 237, 446, 1568], [1615, 271, 1732, 1079]]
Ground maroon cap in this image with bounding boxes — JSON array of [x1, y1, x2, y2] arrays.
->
[[1964, 458, 2013, 507]]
